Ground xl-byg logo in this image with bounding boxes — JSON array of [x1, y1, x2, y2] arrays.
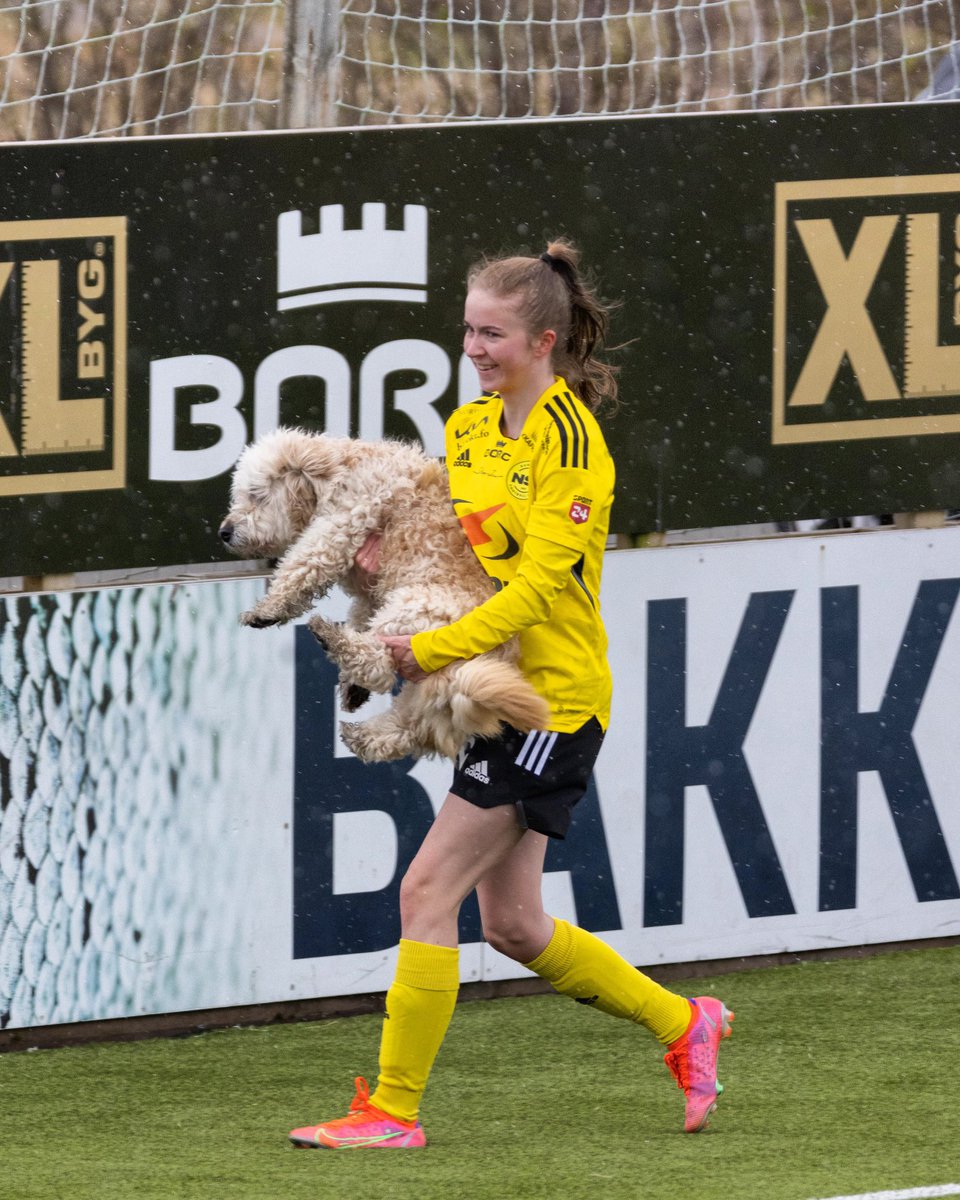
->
[[0, 217, 127, 494], [773, 175, 960, 444]]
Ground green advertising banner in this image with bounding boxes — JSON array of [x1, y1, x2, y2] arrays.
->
[[2, 102, 960, 577]]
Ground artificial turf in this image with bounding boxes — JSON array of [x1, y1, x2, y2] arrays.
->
[[1, 944, 957, 1200]]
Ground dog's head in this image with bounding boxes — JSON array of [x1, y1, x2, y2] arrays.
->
[[218, 427, 350, 557]]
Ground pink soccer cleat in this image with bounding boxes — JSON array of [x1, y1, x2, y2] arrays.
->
[[289, 1077, 426, 1149], [663, 996, 735, 1132]]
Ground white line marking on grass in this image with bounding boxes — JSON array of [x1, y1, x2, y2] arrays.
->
[[812, 1186, 960, 1200]]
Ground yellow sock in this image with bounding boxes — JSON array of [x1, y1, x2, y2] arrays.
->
[[370, 939, 460, 1123], [524, 918, 693, 1045]]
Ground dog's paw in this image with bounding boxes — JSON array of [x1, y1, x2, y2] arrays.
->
[[339, 721, 374, 762], [341, 683, 371, 712], [307, 614, 341, 650], [239, 608, 281, 629], [340, 720, 412, 763]]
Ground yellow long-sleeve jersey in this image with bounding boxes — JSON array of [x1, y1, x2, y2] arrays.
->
[[410, 377, 616, 732]]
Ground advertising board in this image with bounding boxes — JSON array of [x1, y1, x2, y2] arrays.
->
[[3, 105, 960, 576], [2, 528, 957, 1029]]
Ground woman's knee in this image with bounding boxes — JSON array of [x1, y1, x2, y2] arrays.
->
[[398, 865, 428, 924], [482, 910, 551, 963], [399, 861, 459, 927]]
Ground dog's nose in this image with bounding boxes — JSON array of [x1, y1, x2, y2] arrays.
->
[[219, 523, 234, 544]]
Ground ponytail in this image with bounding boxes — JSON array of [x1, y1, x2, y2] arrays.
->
[[538, 239, 619, 412]]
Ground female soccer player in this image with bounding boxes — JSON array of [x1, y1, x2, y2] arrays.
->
[[289, 239, 734, 1149]]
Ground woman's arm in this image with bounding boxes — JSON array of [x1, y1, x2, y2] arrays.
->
[[409, 530, 588, 672], [379, 534, 578, 680]]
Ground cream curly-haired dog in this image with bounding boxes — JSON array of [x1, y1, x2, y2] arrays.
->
[[218, 427, 549, 762]]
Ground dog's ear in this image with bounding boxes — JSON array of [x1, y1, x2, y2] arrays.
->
[[282, 469, 320, 531], [270, 429, 345, 482], [269, 430, 347, 531]]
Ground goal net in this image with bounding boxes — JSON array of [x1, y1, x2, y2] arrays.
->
[[333, 0, 960, 125], [1, 1, 958, 142], [0, 0, 285, 141]]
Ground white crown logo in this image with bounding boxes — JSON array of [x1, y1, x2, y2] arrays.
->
[[276, 202, 428, 311]]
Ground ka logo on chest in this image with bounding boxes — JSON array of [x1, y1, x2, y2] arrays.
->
[[772, 174, 960, 444]]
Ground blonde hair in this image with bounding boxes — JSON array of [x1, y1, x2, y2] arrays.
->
[[466, 237, 618, 412]]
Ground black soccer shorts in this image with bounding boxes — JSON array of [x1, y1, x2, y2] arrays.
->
[[449, 717, 605, 840]]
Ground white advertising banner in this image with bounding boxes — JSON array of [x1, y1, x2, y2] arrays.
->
[[2, 527, 959, 1029]]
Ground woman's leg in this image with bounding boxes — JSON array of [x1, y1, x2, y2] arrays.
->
[[399, 793, 527, 945], [477, 832, 692, 1044], [475, 825, 734, 1135], [371, 794, 527, 1122], [475, 829, 554, 962], [523, 917, 693, 1041]]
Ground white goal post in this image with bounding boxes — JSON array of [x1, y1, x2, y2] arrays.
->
[[1, 1, 958, 143]]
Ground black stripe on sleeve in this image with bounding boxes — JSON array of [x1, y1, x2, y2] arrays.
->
[[551, 392, 589, 470], [544, 403, 570, 467], [562, 391, 590, 470], [551, 393, 580, 468]]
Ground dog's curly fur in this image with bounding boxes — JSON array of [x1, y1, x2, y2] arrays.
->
[[219, 427, 550, 762]]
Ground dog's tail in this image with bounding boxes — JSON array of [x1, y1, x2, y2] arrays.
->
[[449, 658, 551, 742]]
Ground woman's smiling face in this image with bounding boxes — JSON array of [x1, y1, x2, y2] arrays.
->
[[463, 286, 554, 400]]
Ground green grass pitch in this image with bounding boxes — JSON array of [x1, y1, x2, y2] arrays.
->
[[1, 945, 957, 1200]]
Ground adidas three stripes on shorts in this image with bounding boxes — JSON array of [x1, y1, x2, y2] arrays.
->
[[449, 718, 605, 840]]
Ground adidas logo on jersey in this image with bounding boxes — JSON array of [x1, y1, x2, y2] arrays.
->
[[453, 448, 471, 468], [464, 759, 490, 784]]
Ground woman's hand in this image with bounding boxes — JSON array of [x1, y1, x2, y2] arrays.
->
[[354, 531, 382, 575], [379, 634, 430, 682]]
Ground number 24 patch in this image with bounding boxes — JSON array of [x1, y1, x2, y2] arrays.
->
[[568, 501, 591, 524]]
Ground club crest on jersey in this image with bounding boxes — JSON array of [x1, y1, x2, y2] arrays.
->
[[506, 461, 531, 500], [569, 499, 591, 524]]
